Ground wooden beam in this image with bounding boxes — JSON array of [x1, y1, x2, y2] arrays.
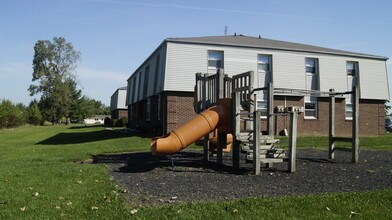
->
[[288, 111, 297, 173], [253, 111, 261, 175], [267, 82, 274, 136], [328, 89, 335, 160], [352, 85, 359, 163]]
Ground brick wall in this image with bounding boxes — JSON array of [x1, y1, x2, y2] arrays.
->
[[111, 109, 128, 119], [128, 91, 386, 137], [165, 92, 198, 133]]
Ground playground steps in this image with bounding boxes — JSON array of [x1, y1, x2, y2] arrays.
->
[[237, 133, 279, 144]]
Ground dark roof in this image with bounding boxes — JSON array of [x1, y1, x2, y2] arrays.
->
[[166, 35, 388, 60], [118, 86, 127, 90]]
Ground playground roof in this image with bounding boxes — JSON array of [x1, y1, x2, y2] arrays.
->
[[166, 35, 388, 61]]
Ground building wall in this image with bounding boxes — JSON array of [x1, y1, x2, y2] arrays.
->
[[126, 44, 167, 106], [270, 96, 385, 136], [111, 109, 128, 120], [142, 92, 385, 136], [164, 42, 389, 100]]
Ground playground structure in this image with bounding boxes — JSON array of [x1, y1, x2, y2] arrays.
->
[[151, 69, 359, 175]]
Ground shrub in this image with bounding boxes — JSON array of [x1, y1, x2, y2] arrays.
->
[[110, 119, 118, 127], [115, 117, 128, 127], [0, 99, 26, 129], [104, 117, 111, 127], [27, 102, 42, 125]]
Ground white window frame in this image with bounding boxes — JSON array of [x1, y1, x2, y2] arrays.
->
[[304, 101, 317, 119], [304, 58, 318, 119], [257, 54, 271, 73], [207, 50, 224, 71], [345, 61, 358, 120], [256, 100, 267, 119]]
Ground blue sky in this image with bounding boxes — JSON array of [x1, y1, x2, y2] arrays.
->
[[1, 0, 391, 107]]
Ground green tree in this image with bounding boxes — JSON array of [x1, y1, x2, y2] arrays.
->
[[28, 37, 81, 124], [0, 99, 26, 129], [27, 100, 43, 125]]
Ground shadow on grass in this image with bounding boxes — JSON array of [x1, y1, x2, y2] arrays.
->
[[37, 129, 131, 145], [92, 151, 250, 174]]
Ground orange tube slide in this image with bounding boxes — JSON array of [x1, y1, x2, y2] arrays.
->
[[151, 99, 231, 156]]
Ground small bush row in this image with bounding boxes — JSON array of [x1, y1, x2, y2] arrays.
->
[[104, 117, 128, 127]]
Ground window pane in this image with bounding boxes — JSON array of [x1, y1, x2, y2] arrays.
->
[[305, 110, 316, 117], [208, 51, 223, 60], [208, 51, 223, 69], [305, 102, 316, 110], [346, 62, 356, 76], [257, 101, 267, 110], [258, 55, 271, 72], [259, 63, 270, 71], [306, 58, 316, 74]]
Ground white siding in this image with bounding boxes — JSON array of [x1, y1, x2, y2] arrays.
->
[[165, 43, 207, 91], [272, 52, 305, 89], [117, 89, 127, 109], [319, 57, 347, 93], [137, 41, 390, 101], [359, 59, 389, 100]]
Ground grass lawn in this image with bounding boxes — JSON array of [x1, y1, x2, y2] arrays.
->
[[0, 125, 391, 219]]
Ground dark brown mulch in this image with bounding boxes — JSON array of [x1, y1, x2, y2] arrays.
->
[[92, 149, 392, 206]]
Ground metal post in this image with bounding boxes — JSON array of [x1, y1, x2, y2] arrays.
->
[[352, 85, 359, 163], [288, 111, 297, 173], [328, 89, 335, 160], [253, 111, 261, 175]]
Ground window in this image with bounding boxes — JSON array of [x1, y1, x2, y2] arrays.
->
[[153, 55, 160, 94], [257, 55, 271, 72], [346, 104, 353, 119], [346, 62, 356, 76], [146, 98, 151, 121], [305, 58, 317, 74], [304, 101, 317, 118], [208, 50, 224, 70], [346, 61, 358, 120], [256, 101, 267, 118], [304, 58, 319, 119], [143, 65, 150, 99]]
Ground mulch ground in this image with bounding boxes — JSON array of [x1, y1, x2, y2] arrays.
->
[[92, 149, 392, 206]]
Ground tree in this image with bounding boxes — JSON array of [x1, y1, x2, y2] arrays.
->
[[28, 37, 81, 124], [0, 99, 26, 129], [27, 100, 43, 125]]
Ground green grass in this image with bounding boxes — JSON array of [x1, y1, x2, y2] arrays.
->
[[136, 189, 392, 219], [0, 125, 149, 219], [0, 125, 391, 219]]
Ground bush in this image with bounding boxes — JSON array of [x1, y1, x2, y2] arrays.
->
[[0, 99, 26, 129], [104, 117, 111, 127], [110, 119, 118, 127], [115, 117, 128, 127], [27, 102, 42, 125]]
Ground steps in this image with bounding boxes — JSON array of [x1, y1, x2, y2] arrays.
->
[[238, 131, 287, 165]]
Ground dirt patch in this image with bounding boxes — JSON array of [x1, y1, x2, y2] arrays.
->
[[92, 149, 392, 206]]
